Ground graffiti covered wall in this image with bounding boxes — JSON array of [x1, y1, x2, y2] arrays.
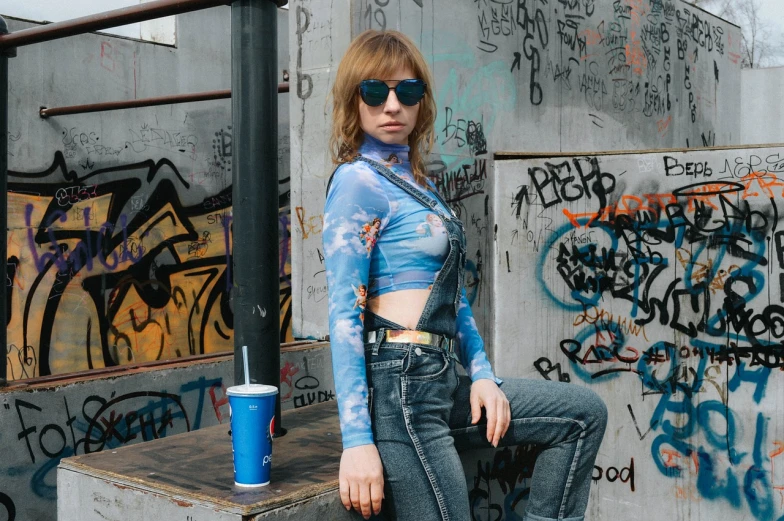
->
[[0, 342, 335, 521], [291, 0, 742, 346], [5, 7, 292, 381], [492, 146, 784, 519]]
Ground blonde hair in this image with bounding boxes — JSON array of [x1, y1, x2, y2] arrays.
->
[[329, 30, 436, 185]]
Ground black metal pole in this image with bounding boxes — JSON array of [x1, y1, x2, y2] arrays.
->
[[0, 17, 15, 388], [231, 0, 281, 434]]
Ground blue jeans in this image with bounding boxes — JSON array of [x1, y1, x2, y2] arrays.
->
[[365, 342, 607, 521]]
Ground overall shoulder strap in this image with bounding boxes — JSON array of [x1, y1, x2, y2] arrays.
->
[[425, 179, 456, 218], [324, 156, 372, 196], [325, 164, 343, 197], [362, 157, 457, 218], [326, 156, 454, 218], [353, 156, 441, 213]]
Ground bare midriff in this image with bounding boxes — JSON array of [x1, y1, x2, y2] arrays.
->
[[366, 288, 431, 330]]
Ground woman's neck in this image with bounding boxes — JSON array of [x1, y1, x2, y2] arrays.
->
[[358, 133, 411, 165]]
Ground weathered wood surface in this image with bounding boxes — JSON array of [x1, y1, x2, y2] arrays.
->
[[59, 400, 343, 516]]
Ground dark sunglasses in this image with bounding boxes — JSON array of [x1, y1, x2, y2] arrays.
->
[[359, 79, 427, 107]]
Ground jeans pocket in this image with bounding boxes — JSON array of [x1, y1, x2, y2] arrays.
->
[[405, 348, 451, 381], [366, 348, 407, 372], [368, 358, 405, 371]]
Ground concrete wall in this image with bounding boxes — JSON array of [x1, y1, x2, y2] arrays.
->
[[4, 7, 291, 380], [741, 67, 784, 146], [291, 0, 743, 346], [493, 145, 784, 520], [0, 342, 336, 521]]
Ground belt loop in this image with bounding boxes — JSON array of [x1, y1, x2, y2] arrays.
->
[[443, 337, 455, 356], [372, 328, 385, 355]]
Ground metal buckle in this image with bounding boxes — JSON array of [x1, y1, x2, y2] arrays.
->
[[385, 330, 438, 346]]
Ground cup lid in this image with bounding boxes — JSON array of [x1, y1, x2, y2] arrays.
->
[[227, 384, 279, 397]]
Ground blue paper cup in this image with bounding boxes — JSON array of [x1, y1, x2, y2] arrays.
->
[[227, 384, 278, 487]]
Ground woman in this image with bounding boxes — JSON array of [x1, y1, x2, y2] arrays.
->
[[323, 30, 607, 521]]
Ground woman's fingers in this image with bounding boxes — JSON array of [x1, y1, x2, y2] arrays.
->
[[359, 482, 373, 519], [500, 397, 511, 440], [470, 390, 482, 424], [339, 477, 351, 510], [344, 475, 383, 519], [371, 480, 384, 515], [484, 394, 496, 444], [350, 482, 362, 513], [493, 396, 510, 446]]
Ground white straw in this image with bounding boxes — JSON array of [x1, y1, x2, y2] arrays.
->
[[242, 345, 250, 387]]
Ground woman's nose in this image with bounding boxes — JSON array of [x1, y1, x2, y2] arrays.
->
[[384, 90, 401, 113]]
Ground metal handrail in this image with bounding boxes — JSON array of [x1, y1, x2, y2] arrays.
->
[[0, 0, 233, 49], [39, 83, 289, 118]]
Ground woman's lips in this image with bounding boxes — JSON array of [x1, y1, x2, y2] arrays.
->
[[382, 123, 405, 130]]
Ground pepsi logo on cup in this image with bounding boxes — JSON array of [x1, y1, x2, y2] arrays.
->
[[267, 417, 275, 444]]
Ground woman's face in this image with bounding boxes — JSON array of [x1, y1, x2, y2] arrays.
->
[[359, 66, 420, 146]]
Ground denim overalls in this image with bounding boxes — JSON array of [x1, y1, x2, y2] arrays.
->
[[337, 157, 608, 521]]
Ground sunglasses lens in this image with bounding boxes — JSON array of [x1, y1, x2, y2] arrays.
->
[[359, 79, 426, 106], [395, 80, 426, 106], [360, 80, 389, 107]]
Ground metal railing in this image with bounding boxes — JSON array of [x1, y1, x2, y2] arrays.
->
[[0, 0, 283, 435], [0, 0, 231, 49], [39, 84, 289, 118]]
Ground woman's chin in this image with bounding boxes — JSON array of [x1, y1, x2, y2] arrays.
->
[[371, 130, 409, 145]]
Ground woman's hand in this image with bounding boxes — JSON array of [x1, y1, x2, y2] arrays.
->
[[470, 379, 511, 447], [339, 444, 385, 519]]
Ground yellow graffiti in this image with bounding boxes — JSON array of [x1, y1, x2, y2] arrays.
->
[[6, 188, 293, 380]]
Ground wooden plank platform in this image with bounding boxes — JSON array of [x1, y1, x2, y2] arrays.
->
[[58, 401, 344, 518]]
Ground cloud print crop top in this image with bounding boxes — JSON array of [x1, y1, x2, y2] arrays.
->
[[323, 134, 499, 449]]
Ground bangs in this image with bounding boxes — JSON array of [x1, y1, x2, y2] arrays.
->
[[354, 36, 422, 81]]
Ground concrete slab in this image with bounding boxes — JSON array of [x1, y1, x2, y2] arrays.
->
[[58, 401, 350, 520]]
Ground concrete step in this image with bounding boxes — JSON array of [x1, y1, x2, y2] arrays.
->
[[58, 400, 353, 521]]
